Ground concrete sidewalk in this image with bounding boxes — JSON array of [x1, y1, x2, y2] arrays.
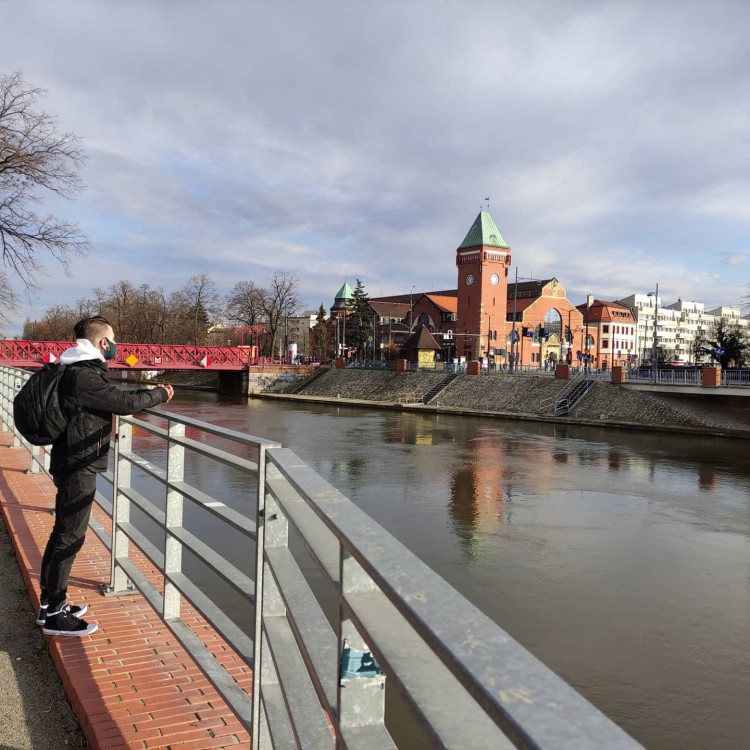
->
[[0, 501, 87, 749]]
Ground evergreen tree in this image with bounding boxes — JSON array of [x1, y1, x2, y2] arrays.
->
[[313, 304, 329, 360], [348, 279, 373, 361]]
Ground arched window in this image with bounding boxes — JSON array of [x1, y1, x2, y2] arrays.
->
[[543, 308, 562, 339]]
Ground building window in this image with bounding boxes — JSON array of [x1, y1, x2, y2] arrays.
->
[[603, 325, 609, 334], [602, 339, 609, 348]]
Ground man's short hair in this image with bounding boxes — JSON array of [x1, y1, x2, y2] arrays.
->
[[74, 315, 113, 343]]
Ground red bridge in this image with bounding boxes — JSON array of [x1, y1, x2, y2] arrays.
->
[[0, 340, 263, 371]]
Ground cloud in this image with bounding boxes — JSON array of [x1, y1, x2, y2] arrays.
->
[[721, 252, 746, 266], [2, 0, 750, 333]]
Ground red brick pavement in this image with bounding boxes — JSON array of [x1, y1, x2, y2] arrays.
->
[[0, 430, 251, 749]]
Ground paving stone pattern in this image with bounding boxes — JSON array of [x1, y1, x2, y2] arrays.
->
[[0, 431, 251, 750]]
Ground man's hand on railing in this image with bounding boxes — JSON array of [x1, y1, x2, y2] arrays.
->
[[162, 384, 174, 402]]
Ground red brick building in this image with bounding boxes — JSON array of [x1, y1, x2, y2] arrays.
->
[[575, 299, 636, 368], [506, 278, 584, 367], [335, 210, 584, 366], [455, 212, 512, 361]]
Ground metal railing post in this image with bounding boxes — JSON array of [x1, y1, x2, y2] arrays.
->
[[28, 444, 41, 474], [163, 419, 185, 620], [9, 374, 20, 447], [0, 368, 8, 432], [336, 550, 386, 746], [109, 417, 133, 594], [251, 445, 270, 750], [254, 486, 289, 750]]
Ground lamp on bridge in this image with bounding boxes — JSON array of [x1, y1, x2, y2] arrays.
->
[[648, 284, 659, 381]]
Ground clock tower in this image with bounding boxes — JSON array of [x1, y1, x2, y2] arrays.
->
[[455, 211, 511, 361]]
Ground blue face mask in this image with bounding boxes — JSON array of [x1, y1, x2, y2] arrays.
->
[[102, 337, 117, 360]]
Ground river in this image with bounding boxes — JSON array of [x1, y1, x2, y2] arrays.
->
[[135, 390, 750, 749]]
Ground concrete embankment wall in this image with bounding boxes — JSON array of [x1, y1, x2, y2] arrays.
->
[[261, 369, 750, 437]]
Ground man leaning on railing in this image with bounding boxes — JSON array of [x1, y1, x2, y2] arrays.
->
[[37, 316, 174, 637]]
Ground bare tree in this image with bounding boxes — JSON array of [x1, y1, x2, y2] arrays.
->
[[33, 304, 77, 340], [178, 273, 221, 344], [225, 280, 265, 327], [261, 272, 302, 355], [0, 71, 88, 321]]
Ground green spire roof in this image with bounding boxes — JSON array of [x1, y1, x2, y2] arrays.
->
[[458, 211, 509, 250], [334, 280, 353, 300]]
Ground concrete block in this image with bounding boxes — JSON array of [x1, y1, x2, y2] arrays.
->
[[466, 361, 481, 375], [611, 366, 625, 383], [555, 364, 570, 380], [395, 359, 408, 372]]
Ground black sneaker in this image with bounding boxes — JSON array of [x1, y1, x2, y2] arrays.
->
[[36, 602, 89, 625], [42, 608, 97, 637]]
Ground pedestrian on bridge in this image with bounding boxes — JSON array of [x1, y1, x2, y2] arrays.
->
[[38, 316, 174, 637]]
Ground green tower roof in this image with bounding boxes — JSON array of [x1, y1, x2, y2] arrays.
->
[[334, 280, 354, 300], [458, 211, 509, 250]]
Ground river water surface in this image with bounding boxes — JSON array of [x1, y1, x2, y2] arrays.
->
[[144, 391, 750, 749]]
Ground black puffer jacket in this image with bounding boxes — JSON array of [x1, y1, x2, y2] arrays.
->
[[50, 360, 168, 475]]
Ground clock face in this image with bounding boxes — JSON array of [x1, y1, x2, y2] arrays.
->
[[465, 273, 475, 286], [490, 273, 499, 286]]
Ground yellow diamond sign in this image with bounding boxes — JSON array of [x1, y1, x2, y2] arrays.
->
[[125, 354, 139, 367]]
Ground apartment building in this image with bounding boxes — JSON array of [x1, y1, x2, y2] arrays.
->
[[575, 299, 636, 368], [287, 310, 322, 358], [619, 294, 748, 364]]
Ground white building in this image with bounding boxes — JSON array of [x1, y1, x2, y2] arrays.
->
[[618, 294, 749, 364], [287, 310, 325, 358]]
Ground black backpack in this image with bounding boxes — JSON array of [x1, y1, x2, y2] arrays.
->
[[13, 364, 70, 445]]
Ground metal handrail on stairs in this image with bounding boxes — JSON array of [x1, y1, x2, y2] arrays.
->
[[540, 376, 596, 415]]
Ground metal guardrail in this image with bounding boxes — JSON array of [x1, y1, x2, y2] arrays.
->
[[0, 364, 643, 749], [626, 368, 750, 387], [723, 370, 750, 386], [626, 369, 702, 386]]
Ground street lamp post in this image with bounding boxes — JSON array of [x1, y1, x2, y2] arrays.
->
[[650, 283, 659, 382], [585, 294, 593, 372], [511, 269, 539, 371], [409, 285, 415, 334], [511, 268, 520, 372]]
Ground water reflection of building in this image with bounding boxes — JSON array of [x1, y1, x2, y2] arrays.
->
[[697, 465, 717, 492], [449, 437, 507, 557]]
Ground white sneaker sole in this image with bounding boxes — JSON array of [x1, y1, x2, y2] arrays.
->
[[37, 604, 89, 626], [43, 623, 98, 637]]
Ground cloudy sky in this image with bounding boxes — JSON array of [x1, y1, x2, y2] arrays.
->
[[2, 0, 749, 334]]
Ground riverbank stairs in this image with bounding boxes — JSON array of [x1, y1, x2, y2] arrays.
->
[[421, 372, 461, 404], [290, 367, 330, 394], [540, 376, 597, 415]]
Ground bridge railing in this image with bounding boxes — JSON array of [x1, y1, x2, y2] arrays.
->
[[723, 369, 750, 386], [0, 364, 643, 749]]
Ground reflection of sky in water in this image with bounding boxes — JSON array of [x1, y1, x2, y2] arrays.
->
[[131, 393, 750, 750]]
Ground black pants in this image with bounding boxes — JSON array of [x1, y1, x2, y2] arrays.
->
[[40, 469, 97, 611]]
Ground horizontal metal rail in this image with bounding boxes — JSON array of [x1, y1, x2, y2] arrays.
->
[[257, 447, 644, 749], [0, 364, 644, 749]]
